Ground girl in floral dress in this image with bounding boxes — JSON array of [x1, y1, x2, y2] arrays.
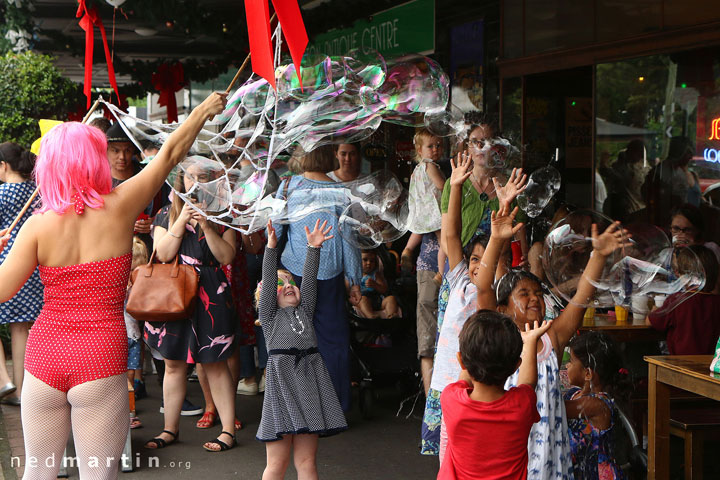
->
[[564, 332, 628, 480]]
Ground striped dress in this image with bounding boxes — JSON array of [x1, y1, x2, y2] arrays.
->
[[256, 246, 347, 441]]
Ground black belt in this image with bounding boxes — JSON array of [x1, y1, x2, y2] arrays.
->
[[269, 347, 319, 367]]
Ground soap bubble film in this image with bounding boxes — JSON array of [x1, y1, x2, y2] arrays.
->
[[543, 211, 705, 314], [101, 39, 461, 247], [517, 165, 561, 218]]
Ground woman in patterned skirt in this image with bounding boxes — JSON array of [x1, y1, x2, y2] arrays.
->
[[144, 161, 238, 452], [0, 142, 43, 405]]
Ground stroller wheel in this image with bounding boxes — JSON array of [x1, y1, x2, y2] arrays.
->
[[359, 386, 374, 420]]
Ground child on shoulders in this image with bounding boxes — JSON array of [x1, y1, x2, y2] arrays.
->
[[439, 311, 550, 480]]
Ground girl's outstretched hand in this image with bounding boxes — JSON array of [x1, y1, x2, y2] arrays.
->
[[591, 221, 632, 257], [305, 219, 334, 248], [267, 220, 277, 249], [493, 168, 527, 206], [520, 320, 553, 344], [450, 150, 473, 186], [490, 203, 524, 241]]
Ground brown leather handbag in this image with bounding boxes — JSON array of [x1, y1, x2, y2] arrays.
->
[[126, 251, 199, 322]]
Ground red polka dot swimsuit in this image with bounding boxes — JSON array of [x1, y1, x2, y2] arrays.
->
[[24, 253, 132, 392]]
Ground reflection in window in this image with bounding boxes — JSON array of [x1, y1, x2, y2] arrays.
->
[[595, 51, 720, 232]]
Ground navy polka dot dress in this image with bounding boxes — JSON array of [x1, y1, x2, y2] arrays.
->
[[0, 181, 43, 323]]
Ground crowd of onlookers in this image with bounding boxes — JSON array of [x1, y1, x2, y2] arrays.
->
[[1, 105, 720, 479]]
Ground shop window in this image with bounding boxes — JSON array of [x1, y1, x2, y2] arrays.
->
[[501, 77, 522, 142], [503, 0, 523, 58], [524, 0, 593, 54], [595, 50, 720, 235], [663, 0, 720, 28], [596, 0, 661, 43]]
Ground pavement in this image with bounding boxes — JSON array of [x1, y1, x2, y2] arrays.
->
[[0, 369, 439, 479]]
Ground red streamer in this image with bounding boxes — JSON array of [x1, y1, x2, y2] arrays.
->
[[244, 0, 308, 91], [76, 0, 120, 109], [152, 63, 185, 123]]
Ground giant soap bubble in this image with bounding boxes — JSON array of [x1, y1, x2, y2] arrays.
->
[[102, 43, 458, 247], [543, 212, 705, 315], [517, 166, 561, 218]]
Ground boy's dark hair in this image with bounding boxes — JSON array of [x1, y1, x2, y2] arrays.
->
[[569, 332, 632, 403], [496, 269, 545, 306], [463, 233, 489, 262], [459, 310, 523, 387], [675, 244, 718, 293]]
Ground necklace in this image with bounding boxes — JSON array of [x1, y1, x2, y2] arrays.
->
[[470, 172, 494, 202], [290, 308, 305, 335]]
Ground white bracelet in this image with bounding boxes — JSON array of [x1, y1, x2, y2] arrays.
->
[[167, 231, 181, 239]]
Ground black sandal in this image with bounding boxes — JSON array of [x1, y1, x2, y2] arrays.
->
[[203, 431, 235, 452], [144, 430, 179, 449]]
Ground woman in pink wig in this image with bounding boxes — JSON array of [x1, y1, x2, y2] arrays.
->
[[0, 92, 226, 480]]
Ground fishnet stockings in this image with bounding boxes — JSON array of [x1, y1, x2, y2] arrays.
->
[[21, 372, 129, 480]]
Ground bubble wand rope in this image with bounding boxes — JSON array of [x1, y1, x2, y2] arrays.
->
[[2, 97, 104, 241], [225, 12, 277, 94]]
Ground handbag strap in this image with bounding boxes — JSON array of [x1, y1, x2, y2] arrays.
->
[[144, 250, 181, 278]]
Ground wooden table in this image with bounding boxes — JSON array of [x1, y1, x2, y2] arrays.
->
[[579, 315, 664, 343], [645, 355, 720, 480]]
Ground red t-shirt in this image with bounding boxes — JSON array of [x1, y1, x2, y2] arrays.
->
[[438, 381, 539, 480], [648, 292, 720, 354]]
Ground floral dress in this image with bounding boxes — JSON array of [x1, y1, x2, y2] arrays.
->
[[564, 387, 624, 480], [144, 206, 236, 363]]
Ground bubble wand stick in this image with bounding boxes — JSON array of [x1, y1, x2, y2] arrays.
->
[[1, 97, 104, 247], [225, 12, 277, 94]]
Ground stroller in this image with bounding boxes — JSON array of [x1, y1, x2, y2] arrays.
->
[[348, 245, 421, 419]]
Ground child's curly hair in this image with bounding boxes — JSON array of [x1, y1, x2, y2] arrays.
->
[[131, 237, 149, 271]]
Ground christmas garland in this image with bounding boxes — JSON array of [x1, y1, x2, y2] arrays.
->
[[1, 0, 36, 54]]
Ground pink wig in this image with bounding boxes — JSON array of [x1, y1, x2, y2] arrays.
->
[[34, 122, 113, 214]]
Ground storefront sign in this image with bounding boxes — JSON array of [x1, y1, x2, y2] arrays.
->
[[704, 148, 720, 163], [709, 117, 720, 140], [306, 0, 435, 57]]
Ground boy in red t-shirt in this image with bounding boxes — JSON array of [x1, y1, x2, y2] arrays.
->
[[438, 310, 550, 480]]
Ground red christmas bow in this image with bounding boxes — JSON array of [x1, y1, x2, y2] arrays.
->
[[244, 0, 308, 90], [76, 0, 120, 109], [152, 63, 185, 123]]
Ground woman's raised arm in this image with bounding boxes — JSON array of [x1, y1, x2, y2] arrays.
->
[[115, 92, 227, 220]]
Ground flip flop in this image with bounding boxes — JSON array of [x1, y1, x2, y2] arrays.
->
[[203, 431, 235, 452], [144, 430, 178, 449], [196, 411, 216, 429]]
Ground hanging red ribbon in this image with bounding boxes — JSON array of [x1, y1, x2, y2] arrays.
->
[[244, 0, 308, 90], [152, 62, 185, 123], [76, 0, 121, 109]]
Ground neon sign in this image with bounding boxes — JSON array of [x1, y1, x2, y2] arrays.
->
[[704, 148, 720, 163], [710, 118, 720, 140]]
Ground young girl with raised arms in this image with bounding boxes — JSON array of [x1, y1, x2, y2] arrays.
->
[[257, 219, 347, 480], [476, 182, 630, 480], [564, 331, 628, 479], [421, 151, 527, 455]]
